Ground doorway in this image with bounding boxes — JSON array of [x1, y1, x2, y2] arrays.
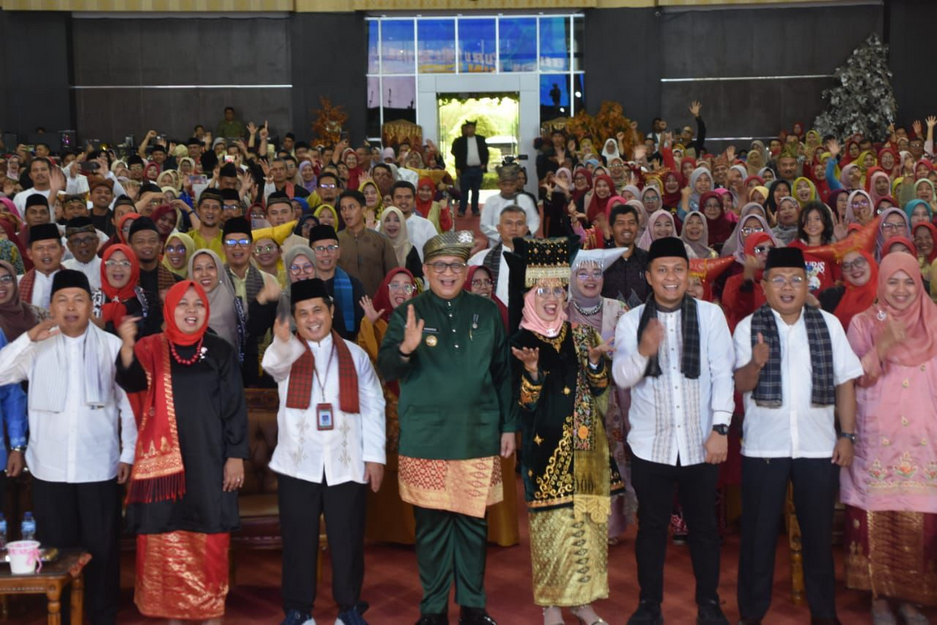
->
[[436, 93, 520, 181]]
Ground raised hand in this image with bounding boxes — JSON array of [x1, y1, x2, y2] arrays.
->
[[116, 315, 141, 348], [359, 295, 385, 326], [273, 316, 292, 344], [259, 121, 269, 140], [876, 317, 906, 360], [826, 138, 841, 158], [511, 345, 540, 373], [256, 279, 282, 305], [247, 121, 258, 136], [725, 145, 737, 162], [146, 130, 158, 140], [27, 319, 58, 343], [587, 337, 614, 365], [638, 319, 664, 358], [399, 305, 425, 355], [633, 145, 647, 162], [752, 332, 770, 368], [913, 120, 923, 137], [689, 100, 702, 117], [927, 116, 937, 129]]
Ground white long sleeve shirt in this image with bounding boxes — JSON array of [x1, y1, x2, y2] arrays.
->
[[0, 329, 137, 483], [404, 213, 439, 262], [18, 269, 59, 309], [612, 300, 735, 466], [479, 193, 540, 247], [262, 333, 386, 486], [733, 308, 863, 459]]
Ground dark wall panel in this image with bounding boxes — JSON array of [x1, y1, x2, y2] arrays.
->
[[583, 8, 661, 131], [888, 0, 937, 128], [658, 4, 883, 144], [0, 11, 72, 138], [71, 16, 292, 143], [290, 13, 367, 145]]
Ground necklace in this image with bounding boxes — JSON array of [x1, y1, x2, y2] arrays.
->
[[573, 301, 602, 316], [534, 323, 568, 353], [170, 337, 204, 366]]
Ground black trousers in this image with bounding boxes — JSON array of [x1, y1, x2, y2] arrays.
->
[[630, 455, 721, 605], [737, 456, 838, 620], [278, 473, 366, 613], [31, 477, 122, 625]]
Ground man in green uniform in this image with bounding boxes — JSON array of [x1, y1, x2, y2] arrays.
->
[[378, 230, 517, 625]]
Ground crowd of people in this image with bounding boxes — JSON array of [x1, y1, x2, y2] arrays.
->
[[0, 100, 934, 625]]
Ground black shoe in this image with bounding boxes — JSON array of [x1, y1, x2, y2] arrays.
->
[[415, 614, 448, 625], [810, 619, 841, 625], [471, 210, 480, 216], [697, 600, 729, 625], [281, 609, 312, 625], [737, 619, 762, 625], [627, 601, 663, 625], [459, 606, 497, 625], [457, 210, 466, 217]]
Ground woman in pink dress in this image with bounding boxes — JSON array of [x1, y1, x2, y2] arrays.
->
[[843, 252, 937, 625]]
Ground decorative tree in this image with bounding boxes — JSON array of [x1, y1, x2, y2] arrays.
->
[[813, 34, 897, 141], [567, 101, 637, 158], [311, 97, 348, 146]]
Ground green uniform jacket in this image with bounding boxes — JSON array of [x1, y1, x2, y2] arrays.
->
[[377, 290, 518, 460]]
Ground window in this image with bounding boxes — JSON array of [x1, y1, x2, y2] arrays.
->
[[458, 18, 497, 73], [380, 19, 415, 75], [499, 18, 537, 73], [418, 19, 455, 74]]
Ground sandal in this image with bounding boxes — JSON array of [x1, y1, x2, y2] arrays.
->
[[570, 605, 607, 625], [897, 602, 929, 625]]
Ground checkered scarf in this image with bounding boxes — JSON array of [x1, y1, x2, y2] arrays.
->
[[751, 304, 835, 407], [636, 294, 701, 380], [286, 330, 360, 413]]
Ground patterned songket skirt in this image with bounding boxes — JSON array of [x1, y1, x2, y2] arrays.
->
[[844, 506, 937, 606], [529, 506, 609, 607], [135, 531, 231, 619]]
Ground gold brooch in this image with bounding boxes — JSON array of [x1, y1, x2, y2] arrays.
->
[[563, 387, 571, 395], [577, 425, 589, 440], [426, 335, 438, 347], [534, 434, 543, 446]]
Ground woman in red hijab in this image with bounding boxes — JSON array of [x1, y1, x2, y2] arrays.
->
[[698, 190, 734, 249], [579, 173, 615, 225], [115, 280, 248, 622], [464, 265, 508, 329], [818, 250, 878, 331], [721, 232, 775, 332], [660, 170, 685, 211]]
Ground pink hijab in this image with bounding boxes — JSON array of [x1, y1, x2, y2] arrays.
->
[[865, 252, 937, 366], [519, 286, 568, 338]]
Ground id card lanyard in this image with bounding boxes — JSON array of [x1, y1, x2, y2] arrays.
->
[[313, 345, 336, 430]]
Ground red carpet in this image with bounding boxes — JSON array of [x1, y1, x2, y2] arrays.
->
[[15, 475, 935, 624]]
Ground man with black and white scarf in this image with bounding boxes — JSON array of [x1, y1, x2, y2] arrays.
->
[[612, 237, 734, 625]]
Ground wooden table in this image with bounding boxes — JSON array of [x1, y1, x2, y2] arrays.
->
[[0, 550, 90, 624]]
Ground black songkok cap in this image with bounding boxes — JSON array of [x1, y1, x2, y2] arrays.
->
[[646, 236, 689, 264], [128, 216, 158, 240], [113, 195, 136, 210], [51, 269, 91, 296], [219, 163, 239, 178], [223, 217, 252, 240], [65, 217, 96, 237], [309, 225, 338, 245], [25, 194, 49, 209], [267, 191, 292, 210], [221, 188, 242, 202], [764, 247, 805, 272], [291, 278, 329, 307], [29, 223, 60, 245]]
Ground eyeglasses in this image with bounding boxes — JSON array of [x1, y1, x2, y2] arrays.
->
[[536, 286, 567, 298], [165, 245, 187, 254], [471, 279, 493, 288], [768, 275, 806, 288], [313, 244, 339, 254], [129, 165, 143, 171], [253, 244, 278, 254], [575, 269, 603, 280], [881, 222, 905, 232], [704, 202, 722, 210], [105, 260, 132, 268], [753, 245, 774, 255], [428, 261, 467, 274], [222, 204, 241, 212], [224, 238, 251, 248], [319, 183, 337, 189], [741, 227, 765, 236], [70, 235, 97, 247], [289, 263, 315, 275], [851, 198, 871, 208], [0, 275, 14, 284], [389, 283, 416, 293], [841, 257, 868, 272]]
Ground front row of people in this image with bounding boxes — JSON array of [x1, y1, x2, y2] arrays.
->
[[0, 230, 932, 625]]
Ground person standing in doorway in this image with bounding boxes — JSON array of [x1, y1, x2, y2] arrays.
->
[[451, 121, 489, 217]]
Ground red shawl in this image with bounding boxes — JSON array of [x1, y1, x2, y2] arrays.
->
[[833, 250, 878, 331], [99, 244, 140, 327], [286, 329, 359, 414], [127, 280, 210, 504], [586, 174, 615, 224], [571, 169, 592, 204]]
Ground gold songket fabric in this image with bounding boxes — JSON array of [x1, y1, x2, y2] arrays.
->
[[529, 506, 609, 606], [398, 455, 503, 518], [135, 531, 231, 619]]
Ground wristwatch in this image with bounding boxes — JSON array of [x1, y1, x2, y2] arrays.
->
[[838, 432, 857, 443], [712, 424, 729, 436], [10, 446, 25, 453]]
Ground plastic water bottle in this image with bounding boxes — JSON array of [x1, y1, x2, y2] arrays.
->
[[0, 514, 6, 549], [20, 512, 35, 541]]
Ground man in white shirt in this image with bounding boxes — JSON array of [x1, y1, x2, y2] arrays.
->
[[479, 165, 539, 246], [262, 278, 385, 625], [62, 217, 103, 290], [733, 247, 861, 625], [612, 237, 734, 625], [0, 270, 136, 625], [468, 205, 528, 309], [18, 222, 64, 309], [390, 181, 438, 261]]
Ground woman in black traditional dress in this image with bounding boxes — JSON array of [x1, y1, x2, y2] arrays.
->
[[116, 279, 248, 624]]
